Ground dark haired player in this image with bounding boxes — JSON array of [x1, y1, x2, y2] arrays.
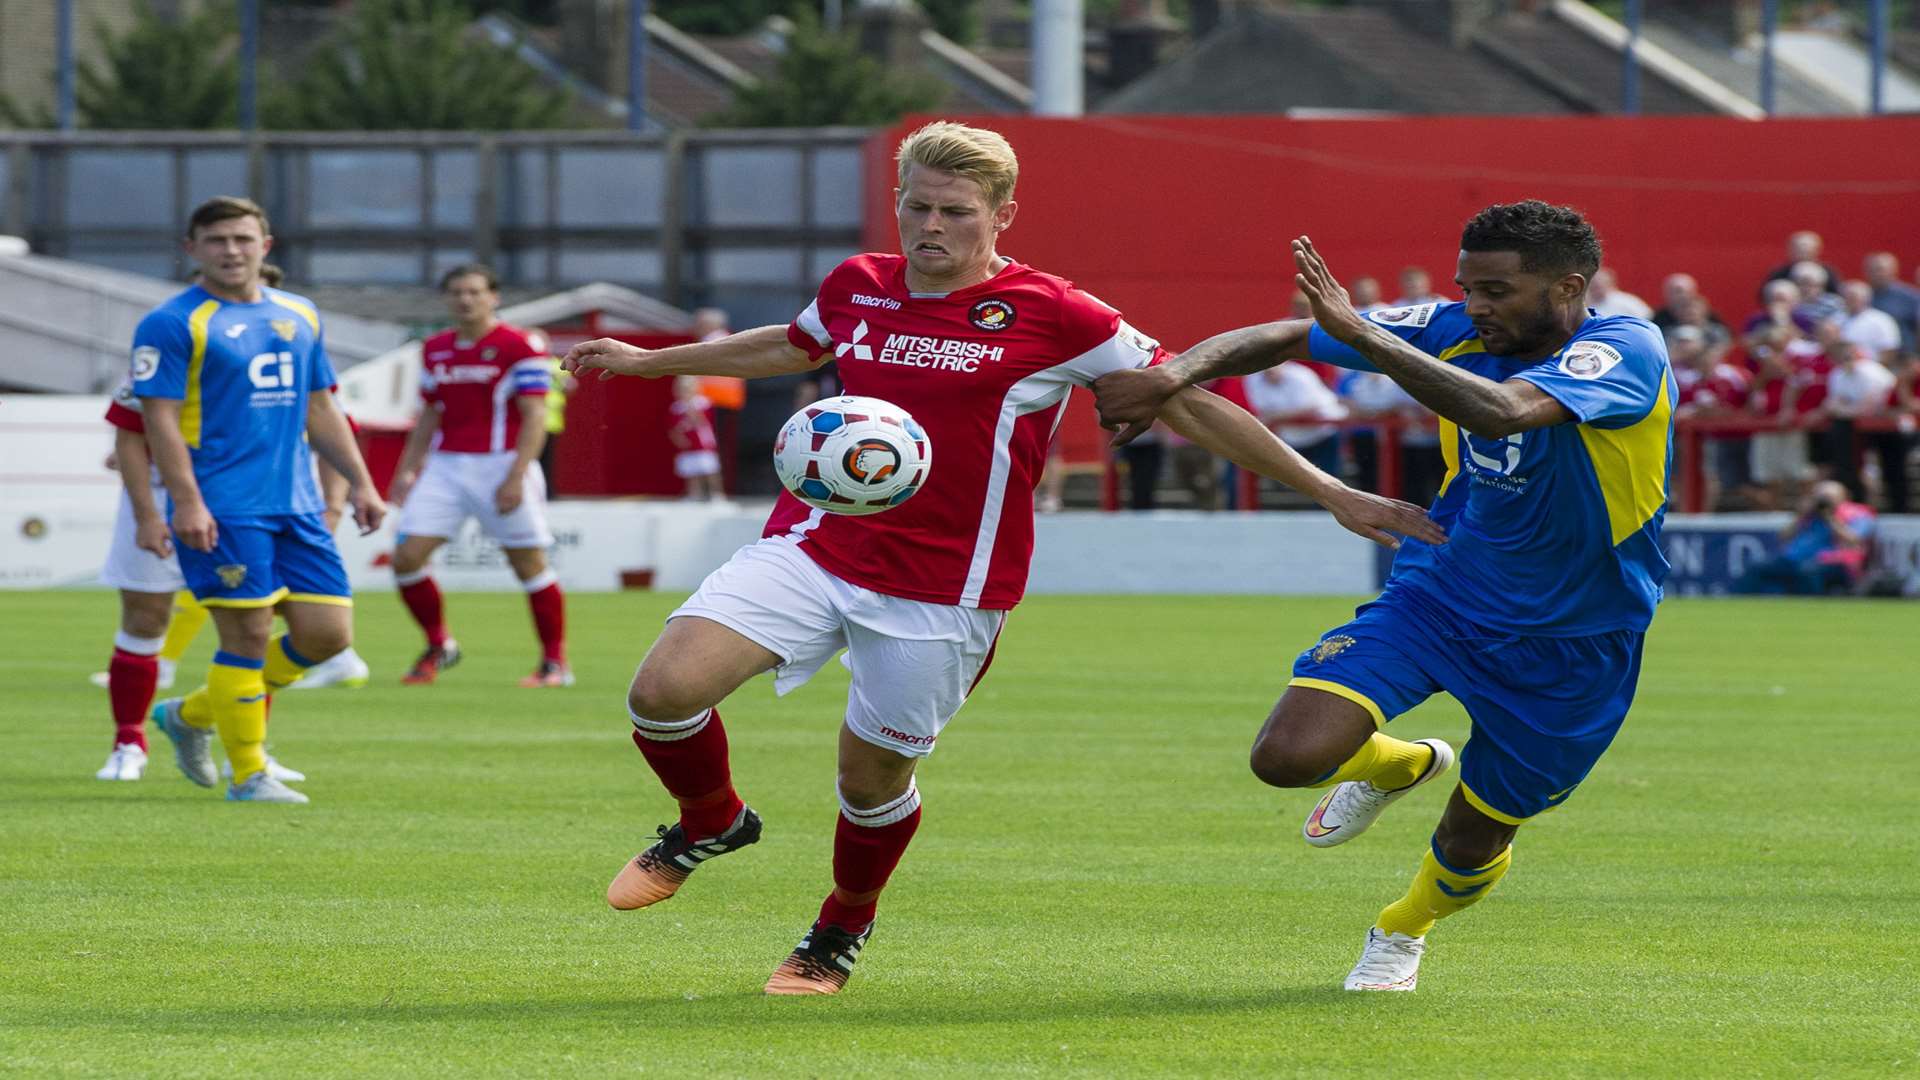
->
[[1094, 201, 1674, 991]]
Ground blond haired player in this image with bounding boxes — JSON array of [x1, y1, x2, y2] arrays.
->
[[564, 122, 1442, 994]]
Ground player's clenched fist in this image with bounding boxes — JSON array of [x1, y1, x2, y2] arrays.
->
[[562, 338, 658, 381], [349, 485, 387, 536], [171, 500, 217, 553]]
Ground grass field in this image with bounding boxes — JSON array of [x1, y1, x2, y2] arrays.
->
[[2, 589, 1915, 1078]]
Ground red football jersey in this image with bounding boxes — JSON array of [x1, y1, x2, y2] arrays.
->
[[419, 323, 551, 453], [669, 396, 719, 452], [775, 253, 1165, 609]]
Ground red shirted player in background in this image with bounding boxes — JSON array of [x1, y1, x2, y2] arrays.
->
[[667, 376, 723, 500], [563, 122, 1440, 995], [388, 264, 569, 687]]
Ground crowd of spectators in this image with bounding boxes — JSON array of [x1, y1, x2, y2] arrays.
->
[[1109, 231, 1919, 520]]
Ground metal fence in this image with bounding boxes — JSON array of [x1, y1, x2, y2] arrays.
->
[[0, 128, 870, 328]]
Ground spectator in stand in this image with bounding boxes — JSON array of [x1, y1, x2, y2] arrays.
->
[[1879, 356, 1919, 513], [1349, 276, 1385, 312], [1118, 422, 1166, 511], [1652, 273, 1729, 338], [1839, 279, 1902, 364], [1392, 266, 1444, 306], [1732, 480, 1876, 595], [1863, 252, 1919, 355], [1791, 261, 1845, 325], [1670, 324, 1754, 507], [1824, 342, 1899, 502], [668, 376, 723, 500], [1338, 370, 1441, 503], [1744, 282, 1825, 502], [1761, 230, 1843, 299], [1243, 361, 1347, 476], [1588, 267, 1652, 319]]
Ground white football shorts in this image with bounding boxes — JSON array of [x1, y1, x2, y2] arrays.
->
[[674, 449, 721, 479], [396, 450, 553, 548], [99, 484, 185, 593], [672, 537, 1004, 758]]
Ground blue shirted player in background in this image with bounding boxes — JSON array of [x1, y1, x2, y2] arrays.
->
[[1092, 201, 1673, 992], [137, 196, 386, 805]]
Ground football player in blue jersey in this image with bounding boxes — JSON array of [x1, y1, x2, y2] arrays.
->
[[136, 196, 386, 805], [1094, 201, 1673, 992]]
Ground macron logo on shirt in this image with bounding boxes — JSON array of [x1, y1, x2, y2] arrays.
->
[[851, 293, 902, 311]]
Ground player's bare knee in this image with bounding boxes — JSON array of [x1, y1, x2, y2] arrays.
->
[[121, 594, 172, 639], [837, 764, 914, 810], [626, 667, 708, 723], [1433, 820, 1515, 869]]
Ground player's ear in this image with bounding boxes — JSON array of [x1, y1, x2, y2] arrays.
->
[[994, 199, 1017, 232], [1560, 272, 1588, 305]]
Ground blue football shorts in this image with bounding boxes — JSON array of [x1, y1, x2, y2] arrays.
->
[[175, 512, 353, 608], [1289, 581, 1644, 823]]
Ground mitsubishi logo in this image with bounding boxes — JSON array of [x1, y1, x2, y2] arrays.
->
[[835, 319, 873, 362]]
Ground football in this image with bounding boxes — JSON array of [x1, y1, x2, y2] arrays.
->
[[773, 395, 932, 515]]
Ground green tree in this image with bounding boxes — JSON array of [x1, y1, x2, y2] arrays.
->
[[918, 0, 981, 43], [711, 13, 943, 127], [270, 0, 570, 130], [76, 0, 238, 129]]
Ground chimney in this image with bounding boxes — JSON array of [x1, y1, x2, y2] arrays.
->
[[1107, 0, 1179, 88], [854, 0, 931, 69]]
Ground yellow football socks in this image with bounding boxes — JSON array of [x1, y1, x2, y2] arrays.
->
[[1376, 843, 1513, 939], [1311, 732, 1434, 791], [263, 634, 317, 693], [158, 591, 209, 663], [178, 685, 213, 729], [207, 651, 269, 783]]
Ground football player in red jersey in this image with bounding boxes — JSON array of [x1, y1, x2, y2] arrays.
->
[[564, 121, 1442, 995], [388, 264, 570, 687]]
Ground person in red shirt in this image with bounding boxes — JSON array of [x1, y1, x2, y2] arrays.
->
[[667, 376, 723, 500], [387, 264, 568, 687], [561, 121, 1440, 996]]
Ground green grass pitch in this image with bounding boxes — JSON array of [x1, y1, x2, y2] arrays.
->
[[2, 590, 1915, 1077]]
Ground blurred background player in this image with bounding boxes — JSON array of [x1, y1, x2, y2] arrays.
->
[[563, 121, 1439, 997], [668, 375, 723, 500], [386, 263, 569, 687], [141, 196, 384, 805]]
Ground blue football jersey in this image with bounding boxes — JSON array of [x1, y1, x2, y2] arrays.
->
[[1309, 301, 1674, 635], [131, 285, 336, 519]]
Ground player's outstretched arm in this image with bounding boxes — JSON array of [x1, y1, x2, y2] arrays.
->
[[306, 390, 386, 535], [1158, 385, 1446, 550], [1293, 236, 1571, 439], [562, 325, 819, 382], [141, 398, 215, 553], [1094, 321, 1315, 445], [114, 427, 172, 558]]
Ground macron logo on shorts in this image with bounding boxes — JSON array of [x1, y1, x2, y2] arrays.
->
[[877, 725, 935, 747]]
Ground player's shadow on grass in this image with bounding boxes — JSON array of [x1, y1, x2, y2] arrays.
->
[[51, 986, 1358, 1035]]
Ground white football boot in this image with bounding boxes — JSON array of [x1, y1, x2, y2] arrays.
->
[[1344, 927, 1426, 992], [221, 755, 306, 783], [1302, 739, 1455, 848], [227, 771, 310, 804], [95, 743, 148, 781], [289, 647, 370, 690]]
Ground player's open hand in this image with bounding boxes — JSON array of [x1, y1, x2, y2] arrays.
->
[[350, 486, 386, 536], [1292, 237, 1369, 345], [171, 501, 217, 553], [563, 338, 656, 381], [134, 515, 173, 559], [1093, 366, 1182, 446], [495, 474, 525, 516], [1323, 487, 1447, 550]]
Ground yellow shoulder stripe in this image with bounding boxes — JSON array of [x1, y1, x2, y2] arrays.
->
[[180, 299, 222, 449], [1576, 369, 1672, 546], [267, 290, 321, 333], [1435, 338, 1486, 364]]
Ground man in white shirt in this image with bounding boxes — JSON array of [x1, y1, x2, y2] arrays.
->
[[1824, 342, 1898, 501], [1839, 280, 1902, 363], [1244, 361, 1347, 475], [1588, 268, 1652, 320]]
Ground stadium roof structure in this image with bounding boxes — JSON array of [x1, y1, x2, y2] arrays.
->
[[1101, 2, 1731, 116], [0, 245, 411, 395]]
